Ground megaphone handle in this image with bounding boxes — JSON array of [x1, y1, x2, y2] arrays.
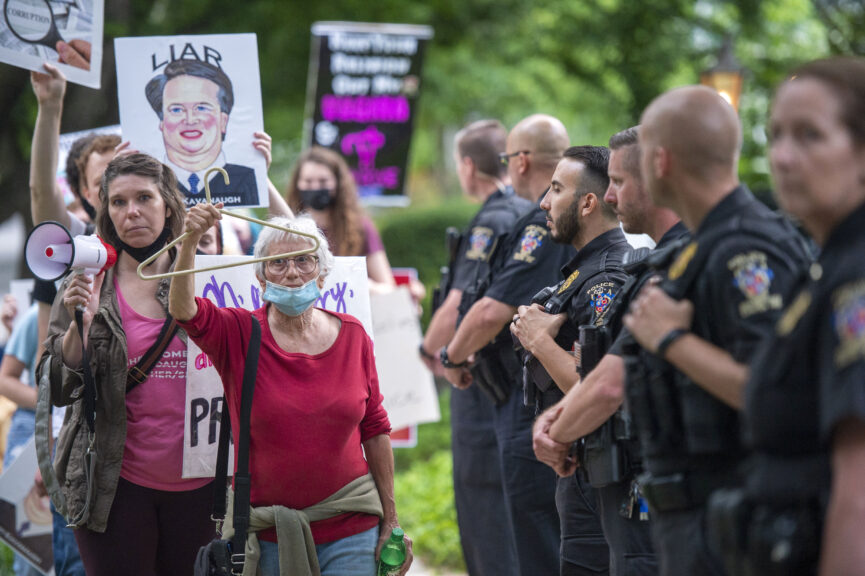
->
[[71, 269, 93, 313]]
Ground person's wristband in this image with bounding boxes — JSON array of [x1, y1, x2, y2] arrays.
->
[[418, 343, 436, 361], [440, 347, 468, 369], [656, 328, 688, 359]]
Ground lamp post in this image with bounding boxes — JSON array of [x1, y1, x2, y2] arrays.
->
[[700, 36, 744, 112]]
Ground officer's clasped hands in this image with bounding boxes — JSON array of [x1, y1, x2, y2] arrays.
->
[[510, 303, 566, 356], [532, 405, 578, 478]]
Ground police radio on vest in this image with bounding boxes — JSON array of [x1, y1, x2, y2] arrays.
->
[[25, 221, 117, 281]]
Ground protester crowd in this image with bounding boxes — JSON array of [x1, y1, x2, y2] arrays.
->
[[0, 37, 862, 576]]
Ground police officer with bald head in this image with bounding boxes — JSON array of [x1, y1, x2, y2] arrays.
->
[[621, 86, 810, 575]]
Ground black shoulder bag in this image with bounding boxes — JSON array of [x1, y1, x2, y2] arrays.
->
[[195, 315, 261, 576]]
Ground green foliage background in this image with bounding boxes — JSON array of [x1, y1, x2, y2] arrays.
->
[[2, 0, 865, 571]]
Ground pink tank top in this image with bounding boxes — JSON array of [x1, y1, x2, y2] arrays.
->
[[116, 280, 210, 491]]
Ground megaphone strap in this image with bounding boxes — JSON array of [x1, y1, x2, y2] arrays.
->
[[75, 309, 97, 436]]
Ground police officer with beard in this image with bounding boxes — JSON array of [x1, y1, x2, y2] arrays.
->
[[420, 119, 531, 576], [621, 87, 811, 576], [533, 126, 682, 576], [510, 145, 630, 575], [442, 114, 571, 575]]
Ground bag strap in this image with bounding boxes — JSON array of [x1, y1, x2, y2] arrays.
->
[[225, 315, 261, 572], [126, 316, 180, 393], [75, 309, 97, 435]]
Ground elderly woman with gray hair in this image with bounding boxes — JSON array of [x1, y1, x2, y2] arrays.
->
[[169, 202, 412, 576]]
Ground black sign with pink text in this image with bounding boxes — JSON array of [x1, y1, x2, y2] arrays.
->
[[305, 22, 433, 205]]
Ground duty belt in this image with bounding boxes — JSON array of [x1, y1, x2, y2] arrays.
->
[[639, 468, 738, 513]]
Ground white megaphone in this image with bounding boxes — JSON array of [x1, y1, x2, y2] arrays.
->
[[25, 221, 118, 281]]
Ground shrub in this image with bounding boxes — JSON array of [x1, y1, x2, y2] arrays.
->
[[376, 199, 478, 328], [393, 388, 465, 571], [395, 450, 464, 571]]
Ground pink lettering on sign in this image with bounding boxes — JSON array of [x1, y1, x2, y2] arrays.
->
[[341, 126, 386, 171], [353, 166, 400, 188], [321, 95, 410, 123], [194, 352, 213, 370]]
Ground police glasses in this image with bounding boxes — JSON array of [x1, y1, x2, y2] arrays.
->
[[266, 254, 319, 274], [498, 150, 531, 166]]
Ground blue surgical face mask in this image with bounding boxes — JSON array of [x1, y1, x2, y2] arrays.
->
[[262, 278, 322, 316]]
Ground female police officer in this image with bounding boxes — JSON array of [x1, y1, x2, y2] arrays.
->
[[711, 57, 865, 575]]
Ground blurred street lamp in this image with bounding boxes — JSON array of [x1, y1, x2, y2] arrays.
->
[[700, 36, 744, 112]]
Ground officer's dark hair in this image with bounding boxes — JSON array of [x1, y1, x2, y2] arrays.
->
[[66, 133, 98, 199], [145, 59, 234, 141], [608, 126, 641, 179], [787, 57, 865, 147], [562, 145, 617, 221], [455, 119, 508, 178]]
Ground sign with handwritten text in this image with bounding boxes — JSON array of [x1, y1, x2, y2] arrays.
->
[[115, 33, 268, 209], [370, 288, 440, 430], [182, 255, 371, 478], [304, 22, 433, 206]]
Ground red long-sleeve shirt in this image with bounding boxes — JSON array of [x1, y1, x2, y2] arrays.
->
[[179, 298, 390, 543]]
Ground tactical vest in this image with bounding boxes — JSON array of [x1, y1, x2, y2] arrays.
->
[[522, 261, 625, 411], [625, 210, 812, 474], [576, 245, 681, 487], [455, 197, 532, 406]]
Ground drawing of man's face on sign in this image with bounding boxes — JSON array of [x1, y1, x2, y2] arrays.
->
[[116, 34, 267, 209], [145, 60, 232, 173]]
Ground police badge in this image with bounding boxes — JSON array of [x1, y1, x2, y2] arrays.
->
[[728, 251, 782, 318], [513, 225, 546, 263], [587, 282, 616, 324], [832, 280, 865, 369], [465, 226, 494, 260]]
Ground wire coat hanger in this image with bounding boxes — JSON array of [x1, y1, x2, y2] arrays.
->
[[137, 167, 320, 281]]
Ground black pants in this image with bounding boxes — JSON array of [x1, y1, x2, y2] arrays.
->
[[596, 480, 658, 576], [557, 473, 610, 575], [451, 385, 518, 576], [75, 477, 215, 576], [650, 506, 726, 576]]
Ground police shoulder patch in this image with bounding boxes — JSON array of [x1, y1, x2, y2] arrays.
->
[[728, 251, 782, 318], [465, 226, 494, 261], [587, 281, 617, 324], [832, 280, 865, 369], [513, 225, 547, 263]]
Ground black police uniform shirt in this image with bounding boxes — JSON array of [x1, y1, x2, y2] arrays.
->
[[450, 187, 533, 293], [483, 199, 576, 309], [669, 187, 806, 365], [743, 201, 865, 503], [607, 222, 690, 357], [631, 186, 809, 470], [538, 227, 631, 404]]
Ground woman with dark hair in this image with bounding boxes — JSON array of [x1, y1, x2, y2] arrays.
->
[[711, 57, 865, 575], [285, 147, 397, 292], [39, 153, 215, 575]]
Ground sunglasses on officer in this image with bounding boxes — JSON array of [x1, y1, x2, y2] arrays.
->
[[498, 150, 531, 166]]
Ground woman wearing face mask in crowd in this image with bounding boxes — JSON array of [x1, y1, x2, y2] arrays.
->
[[39, 153, 216, 575], [169, 204, 413, 576], [285, 147, 398, 293]]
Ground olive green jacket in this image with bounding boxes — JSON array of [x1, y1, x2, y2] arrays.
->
[[38, 267, 185, 532]]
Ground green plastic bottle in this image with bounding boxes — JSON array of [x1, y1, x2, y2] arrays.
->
[[378, 527, 406, 575]]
